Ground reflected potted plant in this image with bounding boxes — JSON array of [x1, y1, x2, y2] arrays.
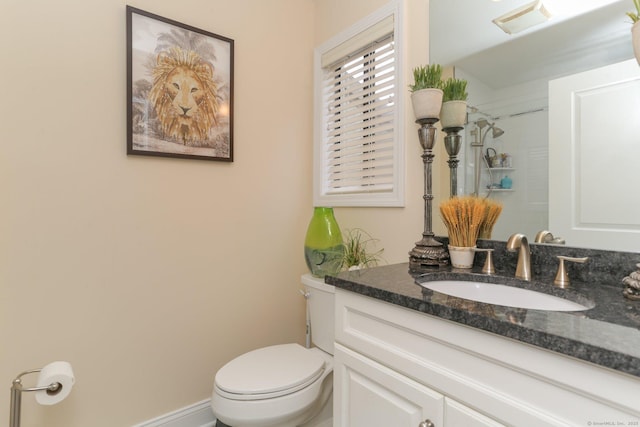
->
[[409, 64, 443, 121], [627, 0, 640, 64], [440, 77, 468, 129]]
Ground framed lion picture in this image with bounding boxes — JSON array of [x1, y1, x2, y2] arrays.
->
[[126, 6, 234, 161]]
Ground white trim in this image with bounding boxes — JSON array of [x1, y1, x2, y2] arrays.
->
[[320, 15, 394, 68], [132, 399, 216, 427], [313, 0, 405, 207]]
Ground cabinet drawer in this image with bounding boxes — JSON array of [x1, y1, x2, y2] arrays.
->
[[445, 398, 505, 427]]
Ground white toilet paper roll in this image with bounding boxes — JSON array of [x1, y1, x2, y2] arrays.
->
[[35, 361, 75, 405]]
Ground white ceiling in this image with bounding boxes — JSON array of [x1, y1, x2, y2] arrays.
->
[[430, 0, 635, 88]]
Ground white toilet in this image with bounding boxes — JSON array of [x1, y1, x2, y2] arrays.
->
[[211, 274, 335, 427]]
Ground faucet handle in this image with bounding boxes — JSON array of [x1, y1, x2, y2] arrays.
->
[[535, 230, 566, 245], [554, 255, 589, 288], [474, 248, 495, 274]]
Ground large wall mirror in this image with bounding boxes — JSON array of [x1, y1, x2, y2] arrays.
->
[[430, 0, 640, 252]]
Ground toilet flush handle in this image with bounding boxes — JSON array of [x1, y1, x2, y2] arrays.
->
[[299, 289, 311, 348]]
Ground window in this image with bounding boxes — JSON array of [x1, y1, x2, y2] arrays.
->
[[314, 3, 404, 207]]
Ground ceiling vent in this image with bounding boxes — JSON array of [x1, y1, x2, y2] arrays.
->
[[493, 0, 552, 35]]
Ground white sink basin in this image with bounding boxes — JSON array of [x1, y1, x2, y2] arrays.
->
[[422, 280, 590, 312]]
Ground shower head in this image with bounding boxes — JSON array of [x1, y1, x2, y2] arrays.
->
[[477, 121, 505, 145], [492, 127, 505, 138]]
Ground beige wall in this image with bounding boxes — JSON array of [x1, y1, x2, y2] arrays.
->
[[1, 0, 444, 425], [313, 0, 447, 266], [1, 1, 315, 426]]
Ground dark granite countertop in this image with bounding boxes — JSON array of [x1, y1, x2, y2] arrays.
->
[[326, 262, 640, 378]]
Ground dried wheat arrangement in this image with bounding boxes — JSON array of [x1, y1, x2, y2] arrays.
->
[[440, 196, 502, 246], [479, 199, 503, 239]]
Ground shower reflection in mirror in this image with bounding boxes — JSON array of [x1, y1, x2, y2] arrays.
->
[[455, 105, 549, 241]]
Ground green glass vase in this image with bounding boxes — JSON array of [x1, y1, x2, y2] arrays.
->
[[304, 207, 344, 278]]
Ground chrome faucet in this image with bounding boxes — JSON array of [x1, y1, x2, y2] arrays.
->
[[506, 233, 531, 281]]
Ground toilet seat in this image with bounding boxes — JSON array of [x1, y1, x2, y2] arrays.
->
[[214, 343, 326, 401]]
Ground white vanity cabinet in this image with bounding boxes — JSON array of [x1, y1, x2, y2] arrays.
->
[[335, 343, 503, 427], [333, 289, 640, 427], [335, 343, 444, 426]]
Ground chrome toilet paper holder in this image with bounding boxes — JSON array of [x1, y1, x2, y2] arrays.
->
[[10, 368, 62, 427]]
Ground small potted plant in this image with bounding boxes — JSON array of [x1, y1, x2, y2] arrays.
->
[[627, 0, 640, 64], [440, 77, 468, 129], [340, 228, 384, 271], [409, 64, 443, 121]]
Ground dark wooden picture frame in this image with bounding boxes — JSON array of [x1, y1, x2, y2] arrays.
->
[[127, 6, 234, 161]]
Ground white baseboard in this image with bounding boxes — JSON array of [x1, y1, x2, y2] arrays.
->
[[132, 399, 216, 427]]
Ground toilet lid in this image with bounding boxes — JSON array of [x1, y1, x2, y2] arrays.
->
[[215, 343, 325, 400]]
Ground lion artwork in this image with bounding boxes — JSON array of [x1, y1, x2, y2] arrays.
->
[[148, 46, 219, 145]]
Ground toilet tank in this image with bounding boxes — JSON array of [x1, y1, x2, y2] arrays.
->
[[301, 274, 335, 355]]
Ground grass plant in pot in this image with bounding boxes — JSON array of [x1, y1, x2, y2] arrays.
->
[[409, 64, 443, 121], [439, 196, 502, 268], [340, 228, 384, 271], [440, 77, 468, 130], [627, 0, 640, 64]]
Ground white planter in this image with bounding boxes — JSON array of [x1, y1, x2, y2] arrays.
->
[[448, 245, 476, 269], [440, 100, 467, 129], [410, 88, 443, 121], [633, 21, 640, 65]]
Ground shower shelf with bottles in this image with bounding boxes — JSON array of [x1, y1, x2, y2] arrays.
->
[[485, 167, 515, 192]]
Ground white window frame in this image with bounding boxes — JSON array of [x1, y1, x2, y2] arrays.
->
[[313, 1, 405, 207]]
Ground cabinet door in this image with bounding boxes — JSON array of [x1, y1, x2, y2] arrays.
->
[[334, 344, 443, 427], [445, 398, 506, 427]]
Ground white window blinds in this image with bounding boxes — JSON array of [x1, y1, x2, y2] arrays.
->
[[314, 7, 403, 207]]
